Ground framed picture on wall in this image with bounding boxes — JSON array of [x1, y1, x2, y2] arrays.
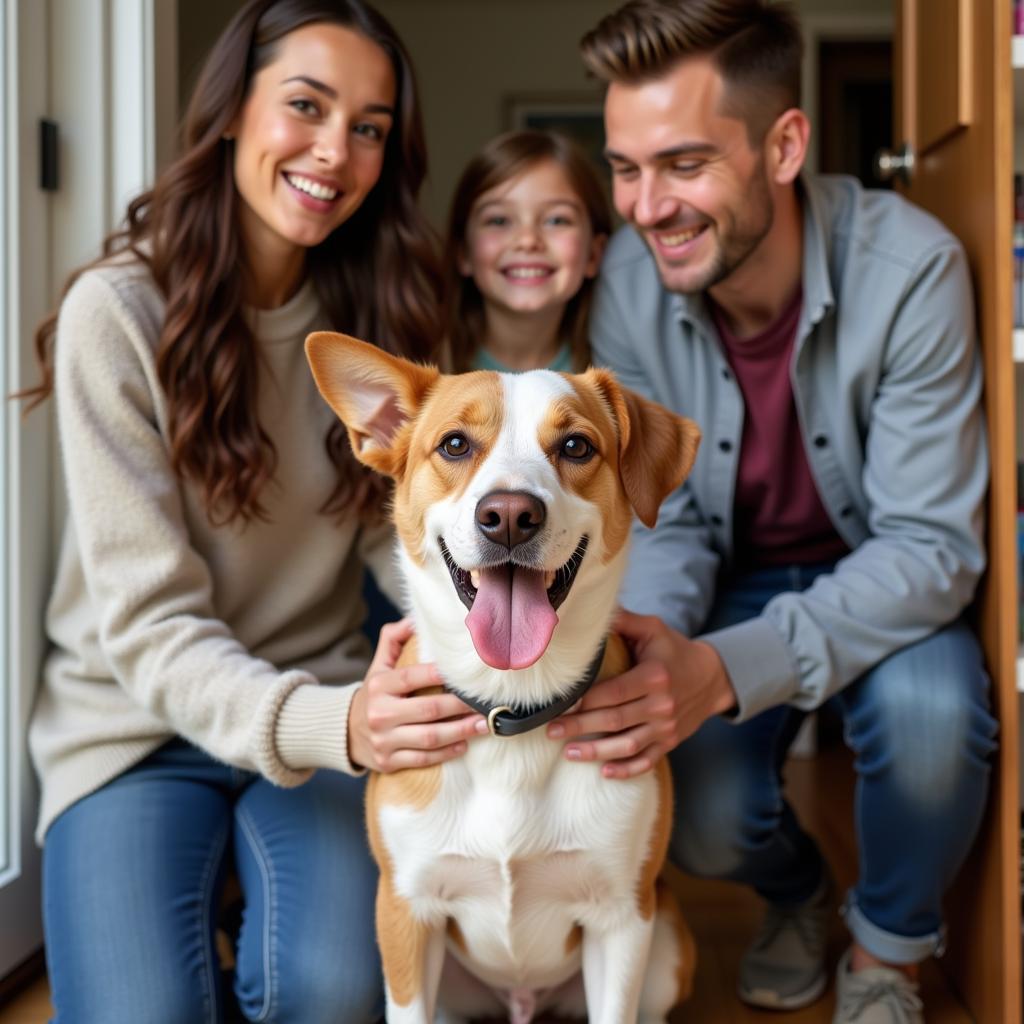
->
[[503, 91, 607, 175]]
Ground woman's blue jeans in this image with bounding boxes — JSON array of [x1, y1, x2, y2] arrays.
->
[[43, 739, 383, 1024], [668, 563, 998, 964]]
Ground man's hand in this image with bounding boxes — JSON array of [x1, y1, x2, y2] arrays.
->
[[546, 608, 737, 779], [348, 618, 488, 772]]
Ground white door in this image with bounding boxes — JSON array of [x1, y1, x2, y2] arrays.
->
[[0, 0, 51, 979], [0, 0, 178, 983]]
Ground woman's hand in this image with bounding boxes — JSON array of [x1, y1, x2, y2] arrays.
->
[[545, 609, 737, 779], [348, 618, 488, 772]]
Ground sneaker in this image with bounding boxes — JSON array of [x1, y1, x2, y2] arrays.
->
[[737, 870, 832, 1010], [833, 948, 923, 1023]]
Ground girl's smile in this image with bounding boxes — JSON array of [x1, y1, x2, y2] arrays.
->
[[500, 262, 557, 284]]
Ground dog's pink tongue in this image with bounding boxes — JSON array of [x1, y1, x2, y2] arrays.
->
[[465, 565, 558, 670]]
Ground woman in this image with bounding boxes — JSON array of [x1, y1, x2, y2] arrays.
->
[[24, 2, 484, 1020]]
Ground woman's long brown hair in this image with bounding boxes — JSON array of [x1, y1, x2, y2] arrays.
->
[[442, 130, 612, 374], [22, 0, 441, 525]]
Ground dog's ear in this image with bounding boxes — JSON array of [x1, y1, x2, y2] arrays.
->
[[305, 331, 439, 479], [586, 369, 701, 528]]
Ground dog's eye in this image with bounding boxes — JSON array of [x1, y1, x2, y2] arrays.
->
[[439, 433, 471, 459], [560, 435, 594, 461]]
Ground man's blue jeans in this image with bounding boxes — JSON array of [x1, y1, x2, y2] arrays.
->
[[667, 563, 998, 964], [43, 739, 384, 1024]]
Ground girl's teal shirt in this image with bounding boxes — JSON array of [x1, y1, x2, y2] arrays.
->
[[472, 341, 573, 373]]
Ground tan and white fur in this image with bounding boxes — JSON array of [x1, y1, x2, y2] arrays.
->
[[306, 332, 701, 1024]]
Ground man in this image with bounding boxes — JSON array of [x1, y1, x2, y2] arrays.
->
[[545, 2, 999, 1021]]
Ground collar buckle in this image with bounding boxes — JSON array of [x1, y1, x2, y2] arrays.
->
[[486, 705, 514, 736]]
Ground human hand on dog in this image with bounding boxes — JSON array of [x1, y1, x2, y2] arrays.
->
[[546, 608, 737, 779], [349, 618, 489, 772]]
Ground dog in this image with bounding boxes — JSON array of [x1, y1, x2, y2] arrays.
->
[[305, 332, 701, 1024]]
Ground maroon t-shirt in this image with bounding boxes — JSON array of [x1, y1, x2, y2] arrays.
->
[[709, 289, 849, 569]]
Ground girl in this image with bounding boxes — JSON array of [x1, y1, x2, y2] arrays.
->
[[24, 2, 485, 1021], [443, 130, 612, 373]]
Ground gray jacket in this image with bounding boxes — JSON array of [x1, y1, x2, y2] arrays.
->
[[591, 174, 987, 720]]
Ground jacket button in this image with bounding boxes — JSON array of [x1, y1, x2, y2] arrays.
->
[[813, 434, 828, 448], [839, 506, 852, 518], [721, 367, 732, 381], [710, 514, 724, 526], [718, 440, 733, 453]]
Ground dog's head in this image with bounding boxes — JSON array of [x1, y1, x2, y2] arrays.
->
[[306, 332, 700, 706]]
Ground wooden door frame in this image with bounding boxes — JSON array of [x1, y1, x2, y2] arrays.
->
[[896, 3, 1021, 1021]]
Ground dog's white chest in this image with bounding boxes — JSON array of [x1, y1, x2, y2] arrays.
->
[[377, 741, 659, 989]]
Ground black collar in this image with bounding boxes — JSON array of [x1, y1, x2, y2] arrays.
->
[[448, 640, 607, 737]]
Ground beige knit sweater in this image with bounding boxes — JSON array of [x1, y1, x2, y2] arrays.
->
[[29, 257, 403, 843]]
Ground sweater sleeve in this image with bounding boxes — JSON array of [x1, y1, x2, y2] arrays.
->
[[54, 269, 334, 785], [274, 680, 366, 775], [273, 517, 401, 776]]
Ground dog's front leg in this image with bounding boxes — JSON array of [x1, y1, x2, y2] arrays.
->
[[582, 911, 656, 1024], [377, 874, 446, 1024]]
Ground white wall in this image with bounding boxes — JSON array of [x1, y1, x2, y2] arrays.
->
[[372, 0, 614, 222]]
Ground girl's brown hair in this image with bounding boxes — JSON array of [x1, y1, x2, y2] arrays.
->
[[443, 130, 612, 374], [22, 0, 441, 525]]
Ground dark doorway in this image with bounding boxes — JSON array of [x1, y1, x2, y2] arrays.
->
[[817, 39, 893, 189]]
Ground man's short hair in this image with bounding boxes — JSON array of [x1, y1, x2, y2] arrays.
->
[[580, 0, 804, 144]]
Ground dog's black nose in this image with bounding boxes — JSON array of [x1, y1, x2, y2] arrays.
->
[[475, 491, 546, 549]]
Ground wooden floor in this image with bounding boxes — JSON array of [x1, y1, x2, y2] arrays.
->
[[0, 972, 49, 1024], [0, 746, 973, 1023]]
